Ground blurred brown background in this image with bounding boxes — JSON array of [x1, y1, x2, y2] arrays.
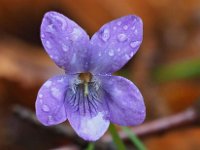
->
[[0, 0, 200, 150]]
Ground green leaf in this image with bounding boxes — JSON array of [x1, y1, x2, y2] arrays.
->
[[122, 127, 146, 150]]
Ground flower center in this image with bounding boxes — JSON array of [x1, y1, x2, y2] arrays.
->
[[79, 72, 92, 83], [79, 72, 92, 96]]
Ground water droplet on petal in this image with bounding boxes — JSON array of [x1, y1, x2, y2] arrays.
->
[[62, 44, 69, 52], [123, 25, 128, 30], [48, 115, 53, 122], [131, 26, 136, 30], [125, 54, 130, 60], [71, 28, 82, 41], [134, 29, 138, 35], [130, 41, 141, 48], [57, 78, 64, 83], [41, 34, 45, 38], [117, 34, 127, 42], [46, 41, 52, 49], [113, 26, 117, 30], [117, 48, 121, 52], [39, 94, 43, 98], [54, 15, 67, 30], [51, 87, 61, 99], [101, 28, 110, 42], [44, 81, 52, 88], [117, 21, 121, 26], [108, 49, 114, 56], [46, 24, 54, 33], [130, 52, 134, 57], [42, 105, 50, 112]]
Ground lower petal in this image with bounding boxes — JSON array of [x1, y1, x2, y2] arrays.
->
[[65, 82, 110, 141], [35, 75, 69, 126], [99, 75, 146, 126], [67, 111, 109, 141]]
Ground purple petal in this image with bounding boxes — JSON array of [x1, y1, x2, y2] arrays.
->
[[89, 15, 143, 74], [41, 11, 90, 73], [65, 81, 110, 141], [35, 75, 69, 126], [67, 112, 109, 141], [99, 75, 146, 126]]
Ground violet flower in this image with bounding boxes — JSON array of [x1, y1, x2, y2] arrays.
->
[[36, 11, 145, 141]]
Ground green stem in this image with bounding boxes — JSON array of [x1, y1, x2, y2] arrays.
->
[[85, 142, 95, 150], [122, 127, 147, 150], [109, 124, 126, 150]]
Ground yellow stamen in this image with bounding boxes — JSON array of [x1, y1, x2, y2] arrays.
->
[[79, 72, 92, 96], [84, 82, 89, 96]]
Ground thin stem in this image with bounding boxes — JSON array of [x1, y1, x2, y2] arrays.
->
[[109, 124, 126, 150], [122, 127, 146, 150], [85, 142, 95, 150]]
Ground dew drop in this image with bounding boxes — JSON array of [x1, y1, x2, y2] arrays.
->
[[42, 105, 50, 112], [117, 21, 121, 26], [57, 78, 64, 83], [48, 115, 53, 122], [50, 55, 53, 59], [46, 24, 54, 33], [71, 28, 82, 41], [39, 94, 43, 98], [108, 49, 114, 56], [46, 41, 52, 49], [54, 15, 67, 30], [123, 25, 128, 30], [51, 87, 61, 99], [62, 44, 69, 52], [125, 54, 130, 60], [134, 29, 138, 35], [41, 34, 45, 38], [117, 34, 127, 42], [44, 80, 52, 88], [130, 52, 134, 57], [130, 41, 141, 48], [131, 26, 136, 30], [101, 29, 110, 42]]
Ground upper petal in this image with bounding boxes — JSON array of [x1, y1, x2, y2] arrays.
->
[[35, 75, 69, 126], [65, 79, 110, 141], [41, 11, 90, 74], [89, 15, 143, 74], [99, 75, 146, 126]]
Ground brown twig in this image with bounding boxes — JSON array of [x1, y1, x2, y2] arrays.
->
[[102, 107, 198, 142], [11, 105, 114, 149], [12, 103, 199, 144]]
